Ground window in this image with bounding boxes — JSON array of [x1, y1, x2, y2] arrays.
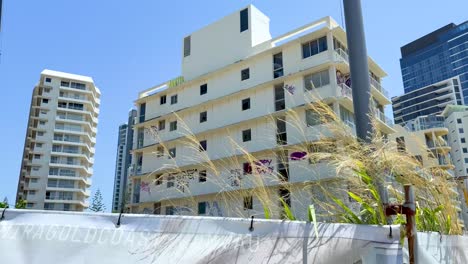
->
[[200, 111, 207, 123], [167, 175, 175, 188], [414, 155, 423, 165], [462, 138, 466, 143], [160, 95, 167, 105], [170, 121, 177, 131], [156, 146, 164, 158], [458, 119, 462, 124], [242, 98, 250, 111], [150, 203, 161, 215], [241, 68, 250, 81], [34, 154, 41, 159], [274, 84, 285, 111], [184, 36, 191, 57], [240, 8, 248, 32], [29, 190, 36, 195], [199, 140, 207, 152], [39, 121, 46, 126], [155, 175, 163, 185], [170, 94, 178, 105], [199, 170, 207, 182], [396, 137, 406, 152], [242, 129, 251, 142], [169, 148, 176, 158], [198, 202, 207, 215], [273, 52, 284, 78], [139, 103, 146, 123], [465, 158, 468, 163], [306, 109, 322, 126], [60, 81, 70, 87], [166, 206, 175, 215], [276, 117, 287, 145], [36, 143, 43, 148], [460, 128, 464, 133], [243, 162, 252, 175], [45, 77, 51, 83], [302, 36, 328, 59], [159, 120, 166, 130], [304, 70, 330, 90], [30, 178, 38, 183], [200, 84, 207, 95], [63, 204, 70, 211], [42, 99, 49, 104], [243, 196, 253, 210], [37, 132, 44, 136], [464, 148, 468, 153]]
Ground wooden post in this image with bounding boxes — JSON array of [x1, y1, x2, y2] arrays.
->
[[404, 185, 417, 264]]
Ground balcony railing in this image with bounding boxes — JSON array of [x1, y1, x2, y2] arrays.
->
[[427, 141, 449, 149], [339, 83, 352, 99], [369, 77, 389, 98], [334, 49, 349, 63], [374, 109, 393, 126]]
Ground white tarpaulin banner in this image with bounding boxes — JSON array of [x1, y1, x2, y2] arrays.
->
[[0, 209, 402, 263], [5, 208, 462, 264]]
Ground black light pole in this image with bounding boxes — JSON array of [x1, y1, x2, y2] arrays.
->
[[343, 0, 372, 142]]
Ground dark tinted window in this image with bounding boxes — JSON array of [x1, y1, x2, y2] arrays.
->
[[184, 36, 191, 57], [242, 98, 250, 110], [241, 68, 250, 81], [200, 84, 207, 95], [160, 95, 166, 105], [240, 8, 248, 32], [242, 129, 251, 142], [200, 111, 207, 123]]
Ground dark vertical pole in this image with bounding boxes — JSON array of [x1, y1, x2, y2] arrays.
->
[[404, 185, 417, 264], [342, 0, 372, 142]]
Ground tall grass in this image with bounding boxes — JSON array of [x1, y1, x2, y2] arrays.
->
[[133, 96, 463, 235]]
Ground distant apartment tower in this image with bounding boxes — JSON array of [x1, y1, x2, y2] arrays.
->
[[392, 76, 463, 125], [128, 6, 393, 219], [442, 105, 468, 224], [16, 70, 100, 211], [400, 21, 468, 101], [112, 109, 137, 212], [390, 115, 452, 169]]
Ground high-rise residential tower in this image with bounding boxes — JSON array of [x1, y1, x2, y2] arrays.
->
[[112, 109, 137, 212], [392, 76, 463, 125], [400, 21, 468, 100], [16, 70, 100, 211]]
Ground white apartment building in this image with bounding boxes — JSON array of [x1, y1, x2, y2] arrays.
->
[[129, 5, 393, 220], [390, 115, 452, 170], [16, 70, 100, 211], [442, 105, 468, 223]]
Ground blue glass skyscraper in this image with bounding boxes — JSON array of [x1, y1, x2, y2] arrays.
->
[[400, 20, 468, 102]]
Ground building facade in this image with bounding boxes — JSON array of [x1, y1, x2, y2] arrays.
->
[[390, 114, 467, 225], [400, 21, 468, 101], [112, 109, 137, 212], [16, 70, 100, 211], [390, 115, 452, 169], [129, 6, 393, 219], [392, 76, 463, 125]]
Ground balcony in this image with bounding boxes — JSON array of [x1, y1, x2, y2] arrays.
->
[[334, 49, 390, 104], [334, 48, 349, 63], [339, 83, 352, 99]]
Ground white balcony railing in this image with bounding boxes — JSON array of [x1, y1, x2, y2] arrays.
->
[[339, 83, 352, 99]]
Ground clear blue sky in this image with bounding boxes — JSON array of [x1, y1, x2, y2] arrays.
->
[[0, 0, 466, 210]]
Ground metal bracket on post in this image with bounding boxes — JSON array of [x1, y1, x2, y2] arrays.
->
[[384, 185, 417, 264]]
